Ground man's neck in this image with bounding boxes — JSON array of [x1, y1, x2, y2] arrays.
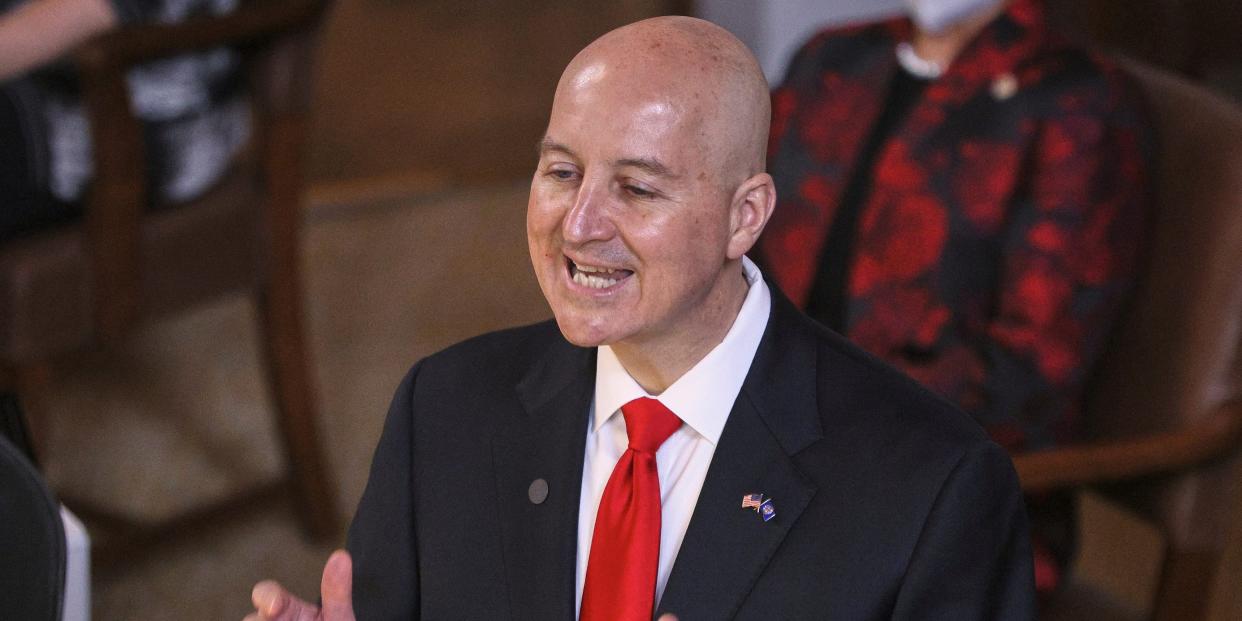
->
[[610, 266, 751, 395], [910, 0, 1009, 68]]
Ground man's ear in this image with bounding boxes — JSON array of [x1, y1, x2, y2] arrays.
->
[[726, 172, 776, 260]]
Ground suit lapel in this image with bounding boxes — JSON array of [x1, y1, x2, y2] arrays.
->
[[658, 292, 823, 620], [493, 336, 595, 621]]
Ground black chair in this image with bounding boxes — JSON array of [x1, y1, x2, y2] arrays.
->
[[0, 433, 65, 621]]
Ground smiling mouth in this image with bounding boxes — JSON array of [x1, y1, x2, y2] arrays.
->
[[567, 258, 634, 289]]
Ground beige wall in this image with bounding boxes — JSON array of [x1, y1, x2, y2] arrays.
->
[[307, 0, 674, 198]]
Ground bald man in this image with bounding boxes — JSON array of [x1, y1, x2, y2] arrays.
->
[[246, 16, 1034, 621]]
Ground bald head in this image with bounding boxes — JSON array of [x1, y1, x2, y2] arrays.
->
[[528, 17, 778, 386], [555, 16, 771, 187]]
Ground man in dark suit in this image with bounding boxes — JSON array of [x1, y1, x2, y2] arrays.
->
[[246, 15, 1035, 621]]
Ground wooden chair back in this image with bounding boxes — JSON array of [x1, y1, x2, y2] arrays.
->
[[0, 0, 338, 546], [1083, 60, 1242, 619]]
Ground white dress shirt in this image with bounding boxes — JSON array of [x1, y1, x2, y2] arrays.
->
[[575, 256, 771, 617]]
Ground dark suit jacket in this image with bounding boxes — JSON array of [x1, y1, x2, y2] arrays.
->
[[346, 289, 1035, 620]]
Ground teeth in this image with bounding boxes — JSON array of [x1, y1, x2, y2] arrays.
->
[[576, 264, 614, 274], [573, 270, 619, 289], [570, 260, 626, 289]]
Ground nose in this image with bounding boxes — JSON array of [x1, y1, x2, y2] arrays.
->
[[562, 174, 614, 245]]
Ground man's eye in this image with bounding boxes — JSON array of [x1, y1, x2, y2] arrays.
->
[[624, 184, 656, 199], [547, 168, 578, 181]]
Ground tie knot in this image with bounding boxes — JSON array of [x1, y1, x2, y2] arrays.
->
[[620, 397, 682, 453]]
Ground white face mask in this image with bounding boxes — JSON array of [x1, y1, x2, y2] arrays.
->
[[904, 0, 1005, 34]]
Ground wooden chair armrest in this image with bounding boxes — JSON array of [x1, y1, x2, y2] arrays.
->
[[1015, 399, 1242, 493], [71, 0, 327, 340], [73, 0, 326, 71]]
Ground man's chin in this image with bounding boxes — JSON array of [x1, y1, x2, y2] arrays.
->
[[555, 325, 609, 348], [552, 314, 617, 348]]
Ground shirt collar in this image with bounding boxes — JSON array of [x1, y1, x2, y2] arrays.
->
[[593, 256, 771, 445]]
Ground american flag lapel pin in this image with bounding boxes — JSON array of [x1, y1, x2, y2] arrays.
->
[[741, 492, 764, 511], [742, 493, 775, 522]]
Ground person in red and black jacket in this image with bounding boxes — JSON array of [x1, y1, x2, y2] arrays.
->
[[755, 0, 1154, 596]]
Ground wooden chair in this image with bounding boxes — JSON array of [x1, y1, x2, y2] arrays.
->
[[0, 0, 338, 549], [1018, 60, 1242, 620]]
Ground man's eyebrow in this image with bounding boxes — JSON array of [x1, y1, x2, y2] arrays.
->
[[537, 138, 576, 158], [614, 157, 679, 179], [536, 138, 679, 179]]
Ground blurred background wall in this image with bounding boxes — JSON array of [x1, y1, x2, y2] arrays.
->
[[694, 0, 901, 80], [305, 0, 1242, 205], [306, 0, 688, 201]]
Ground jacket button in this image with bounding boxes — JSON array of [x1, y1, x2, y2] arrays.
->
[[528, 478, 549, 504]]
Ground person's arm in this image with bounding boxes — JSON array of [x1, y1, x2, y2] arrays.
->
[[345, 362, 422, 618], [890, 441, 1036, 619], [0, 0, 118, 81]]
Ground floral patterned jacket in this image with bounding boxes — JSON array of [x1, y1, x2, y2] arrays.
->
[[756, 0, 1153, 455]]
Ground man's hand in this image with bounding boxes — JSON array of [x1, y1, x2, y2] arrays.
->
[[244, 549, 355, 621]]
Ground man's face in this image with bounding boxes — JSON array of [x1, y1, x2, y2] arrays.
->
[[527, 62, 739, 353]]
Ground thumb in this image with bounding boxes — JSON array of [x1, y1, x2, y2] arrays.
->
[[320, 549, 356, 621]]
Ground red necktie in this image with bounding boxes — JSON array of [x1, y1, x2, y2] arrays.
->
[[580, 397, 682, 621]]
